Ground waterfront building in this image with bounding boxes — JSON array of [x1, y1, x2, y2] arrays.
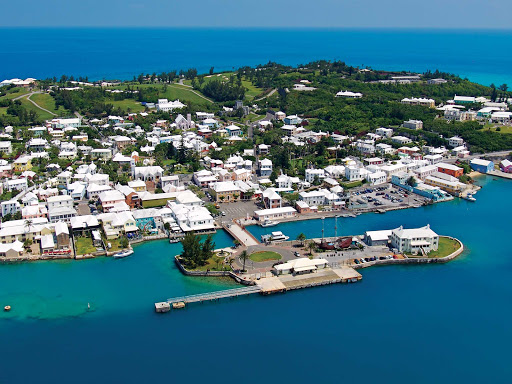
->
[[424, 175, 465, 196], [273, 258, 328, 275], [437, 163, 463, 178], [363, 230, 393, 246], [470, 159, 494, 174], [390, 225, 439, 255], [167, 202, 214, 233], [253, 207, 297, 221], [499, 159, 512, 173]]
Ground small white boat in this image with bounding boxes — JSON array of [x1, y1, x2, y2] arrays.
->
[[113, 249, 134, 258], [466, 194, 476, 202], [260, 219, 278, 227]]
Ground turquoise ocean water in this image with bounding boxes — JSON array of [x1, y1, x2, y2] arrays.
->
[[0, 176, 511, 383], [1, 28, 512, 86]]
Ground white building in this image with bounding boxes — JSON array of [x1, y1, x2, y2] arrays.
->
[[47, 195, 76, 223], [305, 169, 325, 183], [448, 136, 464, 148], [390, 225, 439, 255], [375, 127, 393, 138]]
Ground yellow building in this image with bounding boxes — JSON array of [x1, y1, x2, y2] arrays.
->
[[208, 181, 242, 203], [13, 156, 32, 172], [424, 176, 465, 197]]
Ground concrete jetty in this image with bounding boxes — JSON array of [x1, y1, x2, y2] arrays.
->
[[155, 267, 362, 312]]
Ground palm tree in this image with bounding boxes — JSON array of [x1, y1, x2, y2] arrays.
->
[[239, 250, 249, 272], [307, 241, 316, 256], [296, 233, 307, 247], [24, 219, 33, 234]]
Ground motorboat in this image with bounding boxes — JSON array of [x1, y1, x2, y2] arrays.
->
[[466, 194, 476, 202], [113, 249, 134, 258], [261, 231, 290, 243], [260, 219, 278, 228]]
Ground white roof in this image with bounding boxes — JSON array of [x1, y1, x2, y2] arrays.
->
[[470, 158, 493, 166], [254, 207, 296, 216], [41, 234, 55, 249], [274, 257, 328, 271], [392, 225, 438, 239]]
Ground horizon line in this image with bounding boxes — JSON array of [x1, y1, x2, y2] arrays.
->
[[1, 26, 512, 31]]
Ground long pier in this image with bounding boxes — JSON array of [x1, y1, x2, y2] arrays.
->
[[155, 286, 262, 311]]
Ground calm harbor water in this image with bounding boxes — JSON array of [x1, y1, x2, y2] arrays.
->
[[0, 175, 511, 383], [1, 28, 512, 86]]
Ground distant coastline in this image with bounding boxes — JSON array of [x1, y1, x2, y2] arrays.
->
[[1, 28, 512, 85]]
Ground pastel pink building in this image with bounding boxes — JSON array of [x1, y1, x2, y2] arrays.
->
[[500, 159, 512, 173]]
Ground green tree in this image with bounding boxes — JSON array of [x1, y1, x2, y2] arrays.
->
[[239, 250, 249, 272], [120, 237, 129, 249], [296, 233, 307, 246], [307, 241, 316, 255]]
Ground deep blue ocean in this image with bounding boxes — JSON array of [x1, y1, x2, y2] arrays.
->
[[1, 175, 511, 383], [1, 28, 512, 86]]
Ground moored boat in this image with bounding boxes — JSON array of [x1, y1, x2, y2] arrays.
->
[[260, 219, 278, 227], [113, 249, 134, 258]]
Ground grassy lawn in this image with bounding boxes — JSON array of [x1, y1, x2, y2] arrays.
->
[[107, 238, 125, 252], [249, 251, 282, 262], [109, 99, 145, 113], [114, 83, 210, 105], [427, 237, 461, 258], [241, 78, 264, 100], [18, 97, 55, 120], [341, 180, 364, 189], [188, 255, 232, 271], [29, 93, 69, 116], [482, 125, 512, 134], [2, 87, 30, 100], [75, 237, 97, 255]]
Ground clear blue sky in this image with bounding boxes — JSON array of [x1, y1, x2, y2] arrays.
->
[[1, 0, 511, 28]]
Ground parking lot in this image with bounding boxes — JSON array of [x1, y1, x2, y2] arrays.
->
[[351, 183, 429, 209]]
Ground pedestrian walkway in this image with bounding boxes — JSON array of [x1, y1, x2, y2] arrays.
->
[[224, 223, 259, 246]]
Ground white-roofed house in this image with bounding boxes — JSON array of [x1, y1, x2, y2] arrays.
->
[[390, 225, 439, 255]]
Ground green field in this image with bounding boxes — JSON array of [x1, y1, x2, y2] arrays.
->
[[18, 97, 55, 120], [428, 237, 461, 258], [249, 251, 282, 262], [186, 73, 264, 100], [2, 87, 30, 100], [75, 237, 97, 255], [30, 93, 69, 115], [115, 83, 211, 105], [110, 99, 146, 113], [482, 126, 512, 134]]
